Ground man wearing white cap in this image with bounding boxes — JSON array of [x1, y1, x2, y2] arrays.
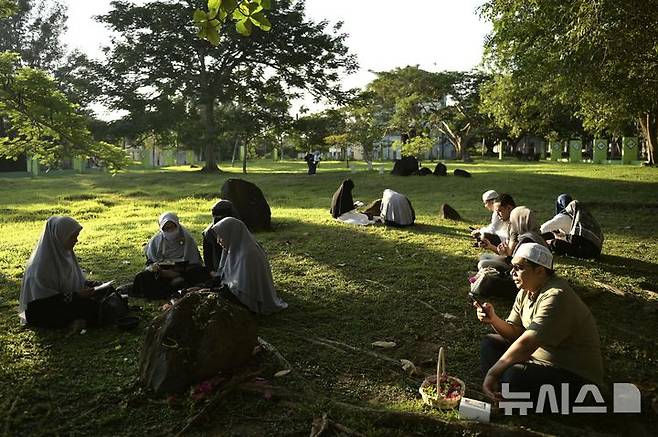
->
[[470, 190, 508, 247], [474, 243, 603, 403]]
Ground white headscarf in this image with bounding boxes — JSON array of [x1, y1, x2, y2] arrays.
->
[[381, 189, 415, 226], [144, 212, 201, 265], [211, 217, 287, 315], [19, 216, 86, 317]]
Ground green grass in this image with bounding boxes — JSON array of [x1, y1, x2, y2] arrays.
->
[[1, 159, 657, 436]]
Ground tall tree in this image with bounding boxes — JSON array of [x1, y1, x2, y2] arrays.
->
[[0, 52, 128, 169], [480, 0, 658, 164], [99, 0, 356, 172], [0, 0, 67, 72]]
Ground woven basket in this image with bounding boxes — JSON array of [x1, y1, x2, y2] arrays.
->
[[419, 347, 465, 409]]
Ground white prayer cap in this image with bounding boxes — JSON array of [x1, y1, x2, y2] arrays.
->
[[482, 190, 499, 202], [514, 243, 553, 269]]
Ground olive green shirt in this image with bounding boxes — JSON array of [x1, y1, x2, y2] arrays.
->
[[506, 276, 603, 386]]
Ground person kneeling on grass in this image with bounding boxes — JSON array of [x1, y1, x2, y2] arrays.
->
[[211, 217, 287, 315], [132, 212, 208, 299], [471, 190, 507, 247], [380, 189, 415, 227], [19, 216, 102, 329], [474, 243, 603, 404], [540, 194, 604, 259]]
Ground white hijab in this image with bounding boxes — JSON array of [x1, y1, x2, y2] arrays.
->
[[381, 189, 414, 226], [211, 217, 287, 315], [145, 212, 201, 265], [19, 216, 86, 317]]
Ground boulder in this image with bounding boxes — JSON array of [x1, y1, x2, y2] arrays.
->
[[391, 156, 419, 176], [220, 178, 271, 231], [418, 167, 432, 176], [139, 291, 257, 395], [433, 162, 447, 176], [439, 203, 462, 221], [453, 169, 471, 178]]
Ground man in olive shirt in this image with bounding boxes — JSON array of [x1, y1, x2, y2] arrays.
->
[[474, 243, 603, 402]]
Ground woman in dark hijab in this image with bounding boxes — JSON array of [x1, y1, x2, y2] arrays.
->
[[555, 193, 573, 215], [330, 179, 356, 218], [202, 200, 240, 276]]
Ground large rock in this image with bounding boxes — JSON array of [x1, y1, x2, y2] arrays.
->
[[439, 203, 462, 221], [417, 167, 432, 176], [220, 178, 271, 231], [433, 162, 447, 176], [139, 292, 257, 395], [391, 156, 419, 176]]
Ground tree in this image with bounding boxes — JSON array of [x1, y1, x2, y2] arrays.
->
[[0, 0, 68, 72], [292, 108, 345, 154], [343, 92, 386, 168], [480, 0, 658, 164], [0, 52, 128, 170], [99, 0, 356, 172]]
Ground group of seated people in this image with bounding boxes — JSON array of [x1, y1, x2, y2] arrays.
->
[[469, 190, 605, 404], [18, 183, 609, 408], [18, 201, 287, 330], [330, 178, 415, 227]]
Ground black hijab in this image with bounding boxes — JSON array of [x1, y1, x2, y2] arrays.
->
[[330, 179, 355, 218]]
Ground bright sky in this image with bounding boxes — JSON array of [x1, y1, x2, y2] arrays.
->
[[61, 0, 491, 118]]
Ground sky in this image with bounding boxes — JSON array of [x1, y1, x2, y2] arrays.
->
[[61, 0, 491, 118]]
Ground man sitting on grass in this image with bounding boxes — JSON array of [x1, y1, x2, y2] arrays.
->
[[474, 243, 603, 403]]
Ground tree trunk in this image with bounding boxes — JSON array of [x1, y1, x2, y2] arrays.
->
[[200, 98, 220, 172], [242, 140, 248, 174], [231, 136, 239, 167], [639, 112, 657, 165]]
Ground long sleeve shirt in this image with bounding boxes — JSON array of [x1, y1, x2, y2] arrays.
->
[[540, 213, 572, 234]]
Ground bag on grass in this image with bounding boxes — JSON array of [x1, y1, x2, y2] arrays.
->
[[99, 292, 130, 325], [470, 267, 517, 298]]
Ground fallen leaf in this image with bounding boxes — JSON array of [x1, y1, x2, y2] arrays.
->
[[400, 359, 418, 375], [122, 260, 131, 265], [441, 313, 457, 320], [337, 263, 346, 267], [274, 369, 292, 378], [371, 341, 396, 348]]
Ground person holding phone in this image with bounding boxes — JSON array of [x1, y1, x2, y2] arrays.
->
[[132, 212, 208, 299], [474, 243, 603, 403]]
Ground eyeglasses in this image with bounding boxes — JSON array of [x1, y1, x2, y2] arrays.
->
[[510, 263, 529, 273]]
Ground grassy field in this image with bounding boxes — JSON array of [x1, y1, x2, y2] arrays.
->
[[1, 159, 657, 436]]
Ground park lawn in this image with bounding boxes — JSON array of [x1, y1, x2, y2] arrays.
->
[[1, 159, 657, 436]]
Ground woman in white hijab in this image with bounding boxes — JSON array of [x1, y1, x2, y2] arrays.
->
[[211, 217, 287, 315], [380, 189, 415, 227], [132, 212, 208, 299], [19, 216, 100, 328]]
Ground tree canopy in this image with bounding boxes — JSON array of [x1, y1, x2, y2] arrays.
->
[[99, 0, 356, 172], [480, 0, 658, 163]]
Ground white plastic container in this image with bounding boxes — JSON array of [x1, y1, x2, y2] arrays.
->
[[459, 397, 491, 423]]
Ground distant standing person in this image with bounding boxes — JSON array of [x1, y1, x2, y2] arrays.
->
[[132, 212, 208, 299], [304, 152, 318, 175], [540, 194, 604, 259], [19, 216, 101, 329]]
